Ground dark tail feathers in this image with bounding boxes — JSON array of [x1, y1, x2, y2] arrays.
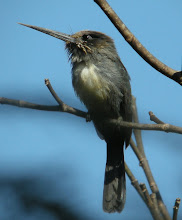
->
[[103, 142, 126, 213]]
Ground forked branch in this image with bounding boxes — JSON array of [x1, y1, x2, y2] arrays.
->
[[1, 79, 182, 136]]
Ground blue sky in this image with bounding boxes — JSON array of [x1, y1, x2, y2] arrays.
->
[[0, 0, 182, 219]]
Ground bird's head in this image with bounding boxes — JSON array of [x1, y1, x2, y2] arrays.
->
[[18, 23, 116, 63]]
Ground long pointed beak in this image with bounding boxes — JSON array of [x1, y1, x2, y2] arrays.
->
[[18, 23, 76, 43]]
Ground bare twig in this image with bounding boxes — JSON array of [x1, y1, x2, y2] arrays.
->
[[44, 79, 87, 118], [132, 96, 145, 155], [149, 111, 165, 124], [140, 183, 162, 220], [125, 157, 163, 220], [129, 139, 161, 202], [173, 198, 181, 220], [0, 79, 87, 119], [94, 0, 181, 85], [130, 101, 171, 220], [1, 87, 182, 136], [130, 140, 169, 219], [124, 162, 146, 203], [110, 118, 182, 135], [45, 79, 65, 106], [151, 193, 164, 220], [1, 95, 182, 135], [0, 97, 60, 111]]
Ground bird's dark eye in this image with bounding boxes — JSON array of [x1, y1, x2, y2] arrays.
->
[[82, 34, 92, 41]]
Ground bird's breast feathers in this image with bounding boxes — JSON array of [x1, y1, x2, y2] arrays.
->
[[73, 64, 110, 107]]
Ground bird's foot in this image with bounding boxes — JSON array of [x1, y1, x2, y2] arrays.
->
[[86, 112, 92, 122]]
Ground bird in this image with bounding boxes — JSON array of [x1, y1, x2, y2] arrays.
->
[[19, 23, 132, 213]]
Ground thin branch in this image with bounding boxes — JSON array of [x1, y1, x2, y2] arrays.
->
[[140, 183, 162, 220], [159, 204, 172, 220], [125, 156, 164, 220], [132, 96, 145, 155], [130, 139, 171, 220], [173, 198, 181, 220], [131, 98, 164, 219], [130, 139, 162, 202], [1, 95, 182, 135], [45, 79, 65, 106], [1, 101, 182, 135], [151, 193, 164, 220], [94, 0, 181, 85], [125, 162, 146, 204], [125, 153, 164, 220], [110, 118, 182, 135], [1, 80, 182, 136], [0, 97, 61, 111], [130, 100, 172, 220], [44, 79, 87, 118], [149, 111, 165, 124], [0, 80, 87, 119], [0, 97, 86, 118]]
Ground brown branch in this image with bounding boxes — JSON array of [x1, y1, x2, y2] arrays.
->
[[94, 0, 181, 85], [45, 78, 65, 106], [132, 96, 145, 155], [173, 198, 181, 220], [124, 162, 146, 204], [130, 137, 171, 220], [130, 115, 171, 220], [1, 80, 182, 137], [125, 151, 164, 220], [0, 97, 86, 118], [125, 146, 164, 220], [0, 79, 87, 119], [44, 79, 87, 118], [130, 100, 171, 220], [149, 111, 165, 124], [130, 145, 171, 218], [151, 193, 164, 220], [129, 139, 162, 202], [125, 164, 162, 220], [140, 183, 162, 220], [1, 100, 182, 136], [0, 97, 60, 111], [110, 118, 182, 135], [131, 98, 164, 218], [1, 95, 182, 135]]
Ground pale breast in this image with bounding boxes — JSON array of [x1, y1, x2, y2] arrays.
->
[[73, 64, 111, 109]]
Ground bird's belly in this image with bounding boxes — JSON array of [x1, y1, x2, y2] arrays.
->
[[74, 64, 110, 109]]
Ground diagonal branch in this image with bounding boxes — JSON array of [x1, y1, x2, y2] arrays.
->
[[130, 103, 171, 220], [140, 183, 163, 220], [125, 164, 163, 220], [149, 111, 165, 124], [125, 162, 146, 204], [0, 79, 86, 118], [151, 193, 163, 220], [94, 0, 182, 85], [44, 79, 87, 118]]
